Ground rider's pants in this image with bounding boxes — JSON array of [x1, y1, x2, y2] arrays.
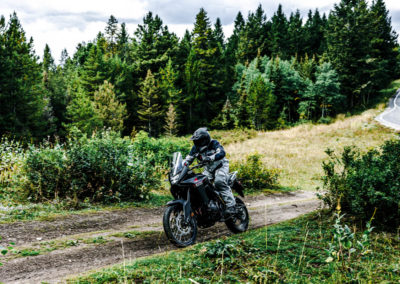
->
[[203, 160, 236, 207]]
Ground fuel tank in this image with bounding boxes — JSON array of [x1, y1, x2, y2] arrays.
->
[[181, 174, 208, 187]]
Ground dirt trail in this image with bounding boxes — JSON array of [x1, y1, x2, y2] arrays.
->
[[0, 191, 322, 284]]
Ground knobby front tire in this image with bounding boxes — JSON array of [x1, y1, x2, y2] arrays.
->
[[163, 204, 198, 247]]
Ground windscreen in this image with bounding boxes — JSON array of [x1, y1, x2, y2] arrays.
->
[[171, 152, 183, 176]]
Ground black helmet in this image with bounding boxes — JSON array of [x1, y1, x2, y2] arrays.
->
[[190, 127, 211, 148]]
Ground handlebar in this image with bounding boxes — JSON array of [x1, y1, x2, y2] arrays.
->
[[189, 162, 207, 170]]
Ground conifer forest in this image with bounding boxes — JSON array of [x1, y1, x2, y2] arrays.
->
[[0, 0, 398, 140]]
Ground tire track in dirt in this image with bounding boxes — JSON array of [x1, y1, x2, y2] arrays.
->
[[0, 191, 322, 284]]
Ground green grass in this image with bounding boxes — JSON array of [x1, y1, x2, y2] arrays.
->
[[69, 212, 400, 283], [0, 193, 172, 223]]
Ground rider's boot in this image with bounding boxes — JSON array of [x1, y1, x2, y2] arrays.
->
[[224, 205, 237, 218]]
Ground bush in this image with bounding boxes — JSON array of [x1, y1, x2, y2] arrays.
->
[[132, 131, 190, 169], [23, 131, 162, 204], [0, 138, 26, 201], [67, 132, 160, 203], [319, 139, 400, 228], [24, 144, 67, 201], [231, 153, 279, 192]]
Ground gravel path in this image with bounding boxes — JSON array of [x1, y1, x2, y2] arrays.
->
[[0, 191, 322, 284]]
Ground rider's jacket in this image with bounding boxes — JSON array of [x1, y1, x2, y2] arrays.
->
[[184, 139, 227, 172]]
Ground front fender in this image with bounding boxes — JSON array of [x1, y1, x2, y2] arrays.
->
[[166, 198, 192, 222]]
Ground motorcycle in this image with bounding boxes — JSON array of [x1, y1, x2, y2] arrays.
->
[[163, 152, 249, 247]]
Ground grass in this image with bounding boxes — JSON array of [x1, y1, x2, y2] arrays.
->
[[0, 193, 172, 223], [1, 229, 160, 262], [226, 107, 398, 191], [68, 211, 400, 283]]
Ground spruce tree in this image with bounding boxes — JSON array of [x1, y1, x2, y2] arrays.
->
[[164, 103, 179, 136], [236, 5, 268, 63], [93, 81, 127, 132], [116, 22, 129, 59], [65, 89, 101, 135], [287, 10, 304, 56], [303, 9, 326, 56], [159, 58, 182, 105], [326, 0, 374, 108], [269, 5, 289, 58], [134, 12, 179, 78], [235, 74, 252, 128], [105, 15, 119, 55], [185, 8, 225, 130], [138, 69, 163, 136], [369, 0, 399, 90], [80, 44, 107, 97], [0, 13, 46, 138]]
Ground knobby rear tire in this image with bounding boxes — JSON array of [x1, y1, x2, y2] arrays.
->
[[225, 197, 249, 233]]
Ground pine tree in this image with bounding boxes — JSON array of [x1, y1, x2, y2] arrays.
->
[[269, 5, 289, 58], [134, 12, 179, 78], [65, 88, 101, 135], [138, 69, 163, 136], [42, 44, 55, 72], [368, 0, 399, 92], [303, 9, 326, 56], [116, 22, 129, 59], [212, 18, 224, 48], [164, 103, 178, 136], [80, 44, 107, 97], [159, 58, 182, 105], [0, 12, 46, 138], [184, 8, 225, 130], [60, 48, 69, 67], [287, 10, 304, 56], [93, 81, 127, 132], [326, 0, 374, 108], [235, 74, 252, 128], [236, 5, 268, 63], [42, 44, 55, 89], [105, 15, 119, 55]]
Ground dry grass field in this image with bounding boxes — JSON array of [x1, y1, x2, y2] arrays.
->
[[225, 106, 398, 191]]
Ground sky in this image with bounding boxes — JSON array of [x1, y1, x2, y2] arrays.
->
[[1, 0, 400, 62]]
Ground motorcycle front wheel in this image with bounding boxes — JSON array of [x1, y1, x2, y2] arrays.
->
[[163, 204, 198, 247], [225, 197, 249, 233]]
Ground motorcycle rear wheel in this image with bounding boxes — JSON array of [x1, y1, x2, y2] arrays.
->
[[163, 204, 198, 247], [225, 197, 249, 233]]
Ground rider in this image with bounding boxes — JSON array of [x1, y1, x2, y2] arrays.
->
[[183, 127, 236, 216]]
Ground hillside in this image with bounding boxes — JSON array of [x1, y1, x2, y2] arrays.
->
[[226, 107, 397, 190]]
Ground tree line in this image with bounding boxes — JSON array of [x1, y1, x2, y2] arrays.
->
[[0, 0, 398, 139]]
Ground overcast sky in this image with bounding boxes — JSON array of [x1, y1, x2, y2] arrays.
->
[[1, 0, 400, 62]]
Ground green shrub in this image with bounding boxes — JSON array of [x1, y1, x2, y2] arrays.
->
[[0, 138, 26, 201], [319, 139, 400, 228], [23, 131, 161, 204], [67, 132, 160, 203], [231, 153, 279, 192], [24, 144, 67, 201], [132, 131, 190, 169]]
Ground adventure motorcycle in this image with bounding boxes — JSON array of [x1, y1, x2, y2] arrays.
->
[[163, 152, 249, 247]]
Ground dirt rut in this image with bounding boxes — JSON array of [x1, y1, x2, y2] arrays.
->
[[0, 191, 322, 283]]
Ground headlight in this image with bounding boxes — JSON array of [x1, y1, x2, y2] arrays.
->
[[171, 174, 180, 184]]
